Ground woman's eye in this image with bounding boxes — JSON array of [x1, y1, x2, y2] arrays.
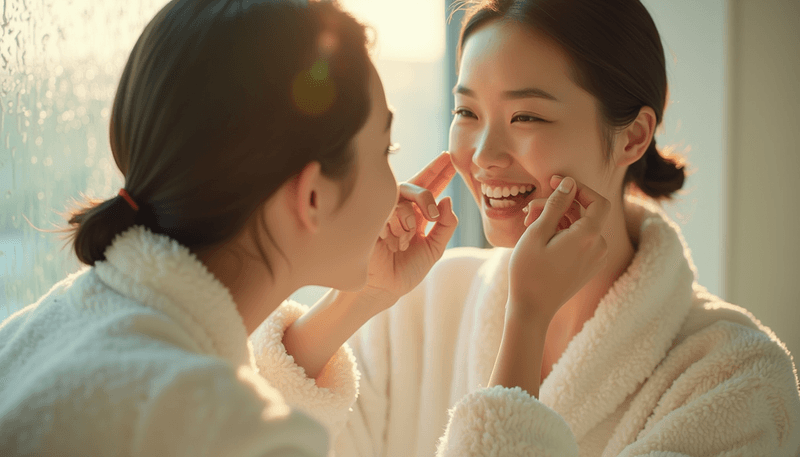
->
[[385, 143, 400, 155], [451, 108, 476, 119], [511, 114, 547, 123]]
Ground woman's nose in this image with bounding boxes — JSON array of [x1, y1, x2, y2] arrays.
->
[[473, 124, 513, 170]]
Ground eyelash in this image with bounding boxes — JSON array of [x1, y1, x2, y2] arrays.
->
[[452, 108, 475, 118], [512, 114, 547, 123], [452, 109, 548, 124], [386, 143, 400, 155]]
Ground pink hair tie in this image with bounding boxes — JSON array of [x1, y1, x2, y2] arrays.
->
[[118, 189, 139, 212]]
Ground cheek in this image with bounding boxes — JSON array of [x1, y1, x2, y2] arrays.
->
[[448, 124, 474, 175], [517, 133, 594, 180], [515, 136, 564, 177]]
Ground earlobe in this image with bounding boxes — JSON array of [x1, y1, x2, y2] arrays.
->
[[615, 106, 657, 167]]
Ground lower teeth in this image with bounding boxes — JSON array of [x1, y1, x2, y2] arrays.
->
[[488, 198, 516, 208]]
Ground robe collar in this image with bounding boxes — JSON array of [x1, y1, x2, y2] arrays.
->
[[470, 195, 697, 440], [93, 226, 253, 368]]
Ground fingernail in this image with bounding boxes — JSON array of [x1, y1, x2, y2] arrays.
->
[[428, 204, 440, 218], [558, 177, 574, 193], [405, 215, 416, 230]]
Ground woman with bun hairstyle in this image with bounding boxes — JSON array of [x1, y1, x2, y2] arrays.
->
[[279, 0, 800, 455]]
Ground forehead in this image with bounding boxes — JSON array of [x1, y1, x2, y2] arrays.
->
[[457, 20, 575, 97]]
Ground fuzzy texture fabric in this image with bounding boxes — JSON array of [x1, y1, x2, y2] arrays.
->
[[0, 226, 356, 456], [333, 195, 800, 456], [250, 299, 360, 439]]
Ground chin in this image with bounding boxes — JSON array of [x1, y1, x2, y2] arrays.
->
[[482, 219, 523, 248]]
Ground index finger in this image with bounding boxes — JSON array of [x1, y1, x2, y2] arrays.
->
[[408, 151, 456, 198], [550, 175, 611, 229]]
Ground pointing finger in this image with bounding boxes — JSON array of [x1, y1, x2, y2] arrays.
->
[[407, 151, 456, 197]]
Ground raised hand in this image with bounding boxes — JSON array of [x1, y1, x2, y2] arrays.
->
[[489, 175, 610, 398], [507, 176, 610, 323], [364, 151, 459, 304], [281, 152, 457, 379]]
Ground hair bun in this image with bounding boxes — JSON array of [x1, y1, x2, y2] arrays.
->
[[629, 139, 686, 200]]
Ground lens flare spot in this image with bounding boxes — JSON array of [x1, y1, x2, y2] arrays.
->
[[291, 65, 336, 116], [318, 30, 339, 56], [310, 59, 328, 81]]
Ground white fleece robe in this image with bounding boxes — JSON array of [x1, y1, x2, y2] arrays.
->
[[328, 195, 800, 456], [0, 226, 360, 456]]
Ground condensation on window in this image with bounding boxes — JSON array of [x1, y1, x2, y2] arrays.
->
[[1, 0, 163, 317]]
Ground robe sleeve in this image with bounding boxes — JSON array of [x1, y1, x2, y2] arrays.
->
[[435, 385, 579, 456], [250, 300, 360, 440]]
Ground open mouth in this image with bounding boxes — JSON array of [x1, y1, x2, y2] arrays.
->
[[480, 183, 536, 211]]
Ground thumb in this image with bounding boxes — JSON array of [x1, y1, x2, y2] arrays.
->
[[532, 176, 577, 241], [424, 196, 458, 260]]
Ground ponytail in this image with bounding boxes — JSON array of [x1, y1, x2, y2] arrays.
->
[[67, 192, 139, 266], [626, 139, 686, 201]]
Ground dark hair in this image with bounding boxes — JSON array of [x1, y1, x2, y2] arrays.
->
[[457, 0, 686, 200], [67, 0, 372, 267]]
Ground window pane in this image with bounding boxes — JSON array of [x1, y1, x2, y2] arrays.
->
[[1, 0, 164, 318]]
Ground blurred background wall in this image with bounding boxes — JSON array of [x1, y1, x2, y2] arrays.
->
[[0, 0, 797, 360], [726, 0, 800, 360]]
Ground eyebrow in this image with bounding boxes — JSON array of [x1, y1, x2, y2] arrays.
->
[[453, 85, 559, 102], [385, 110, 394, 132]]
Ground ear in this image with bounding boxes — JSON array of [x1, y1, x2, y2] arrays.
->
[[614, 106, 657, 167], [287, 161, 324, 234]]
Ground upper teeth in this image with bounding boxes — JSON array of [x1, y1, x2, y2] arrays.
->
[[481, 183, 534, 198]]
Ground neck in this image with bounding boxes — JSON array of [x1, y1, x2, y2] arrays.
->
[[199, 244, 299, 336], [543, 198, 639, 371]]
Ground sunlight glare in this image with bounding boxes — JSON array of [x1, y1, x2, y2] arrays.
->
[[338, 0, 445, 62]]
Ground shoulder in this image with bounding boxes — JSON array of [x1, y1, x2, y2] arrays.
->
[[667, 285, 799, 402], [634, 288, 800, 455], [677, 285, 789, 354]]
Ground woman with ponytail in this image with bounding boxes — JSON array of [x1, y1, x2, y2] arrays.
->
[[290, 0, 799, 455]]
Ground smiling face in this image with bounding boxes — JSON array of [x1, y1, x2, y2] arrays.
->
[[449, 20, 624, 248]]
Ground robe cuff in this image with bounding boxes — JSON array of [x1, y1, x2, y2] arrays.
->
[[436, 385, 579, 457], [249, 299, 359, 438]]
